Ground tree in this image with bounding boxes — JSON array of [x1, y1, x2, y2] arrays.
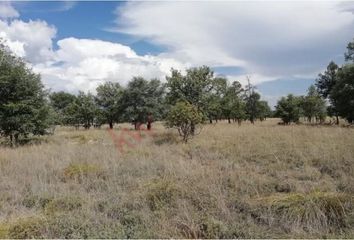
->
[[301, 85, 327, 123], [316, 61, 339, 124], [49, 91, 77, 113], [243, 78, 269, 124], [166, 66, 219, 133], [345, 38, 354, 62], [123, 77, 165, 130], [257, 100, 272, 121], [65, 92, 97, 129], [165, 101, 204, 142], [49, 91, 76, 125], [222, 81, 245, 124], [316, 61, 338, 98], [95, 82, 123, 129], [0, 44, 52, 146], [331, 64, 354, 123], [205, 77, 227, 123], [275, 94, 302, 124], [166, 66, 216, 111], [245, 91, 262, 124]]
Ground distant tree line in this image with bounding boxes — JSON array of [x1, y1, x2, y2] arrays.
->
[[2, 37, 354, 145], [274, 38, 354, 125], [0, 40, 272, 144], [49, 66, 272, 141]]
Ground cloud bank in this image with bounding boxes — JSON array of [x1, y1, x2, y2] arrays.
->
[[116, 1, 354, 81], [1, 1, 354, 96]]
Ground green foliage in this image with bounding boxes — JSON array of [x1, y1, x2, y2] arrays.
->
[[198, 217, 229, 238], [254, 192, 353, 232], [62, 163, 105, 182], [331, 64, 354, 123], [257, 100, 272, 121], [242, 80, 272, 123], [7, 217, 45, 239], [64, 92, 98, 129], [44, 197, 82, 215], [165, 102, 204, 142], [146, 178, 182, 210], [275, 94, 302, 124], [166, 66, 216, 112], [95, 82, 123, 129], [49, 91, 76, 124], [316, 61, 339, 98], [222, 81, 246, 123], [122, 77, 165, 129], [0, 44, 53, 146], [301, 85, 327, 123], [345, 38, 354, 62]]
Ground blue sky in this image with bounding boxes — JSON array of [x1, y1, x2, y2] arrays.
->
[[1, 1, 354, 107]]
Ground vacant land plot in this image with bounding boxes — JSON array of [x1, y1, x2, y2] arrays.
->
[[0, 119, 353, 238]]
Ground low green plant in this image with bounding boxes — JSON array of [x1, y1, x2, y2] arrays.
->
[[62, 163, 105, 182], [7, 217, 45, 239], [0, 223, 9, 239], [253, 191, 353, 232], [165, 101, 204, 142], [44, 196, 82, 215], [146, 178, 182, 211]]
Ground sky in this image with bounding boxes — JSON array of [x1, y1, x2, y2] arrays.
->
[[1, 1, 354, 107]]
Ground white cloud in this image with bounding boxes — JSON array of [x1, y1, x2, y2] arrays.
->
[[2, 1, 354, 97], [33, 37, 188, 92], [0, 19, 56, 63], [1, 18, 187, 93], [115, 1, 354, 80], [0, 2, 19, 19]]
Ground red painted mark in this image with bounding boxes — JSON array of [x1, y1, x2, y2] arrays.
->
[[107, 124, 155, 154]]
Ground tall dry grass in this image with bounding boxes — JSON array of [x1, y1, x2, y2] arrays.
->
[[0, 119, 353, 238]]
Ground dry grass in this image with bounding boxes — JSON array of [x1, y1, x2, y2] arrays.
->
[[0, 119, 353, 238]]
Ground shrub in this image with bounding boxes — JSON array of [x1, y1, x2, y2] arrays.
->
[[165, 102, 204, 142]]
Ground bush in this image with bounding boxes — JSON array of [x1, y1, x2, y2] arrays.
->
[[165, 101, 204, 142], [275, 94, 302, 124]]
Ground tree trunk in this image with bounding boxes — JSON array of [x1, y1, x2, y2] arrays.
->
[[147, 122, 152, 130], [109, 121, 113, 129], [336, 115, 339, 125], [228, 118, 231, 124], [134, 122, 141, 130], [191, 123, 195, 135], [209, 119, 212, 124], [10, 134, 14, 147]]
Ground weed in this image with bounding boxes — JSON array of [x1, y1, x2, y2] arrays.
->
[[62, 163, 106, 182], [253, 191, 353, 232]]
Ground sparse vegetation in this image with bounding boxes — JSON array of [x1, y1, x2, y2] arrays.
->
[[1, 17, 354, 239], [0, 120, 353, 238]]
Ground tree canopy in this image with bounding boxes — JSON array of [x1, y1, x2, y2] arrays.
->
[[0, 44, 52, 146]]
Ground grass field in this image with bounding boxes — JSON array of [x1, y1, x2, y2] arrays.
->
[[0, 119, 353, 238]]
